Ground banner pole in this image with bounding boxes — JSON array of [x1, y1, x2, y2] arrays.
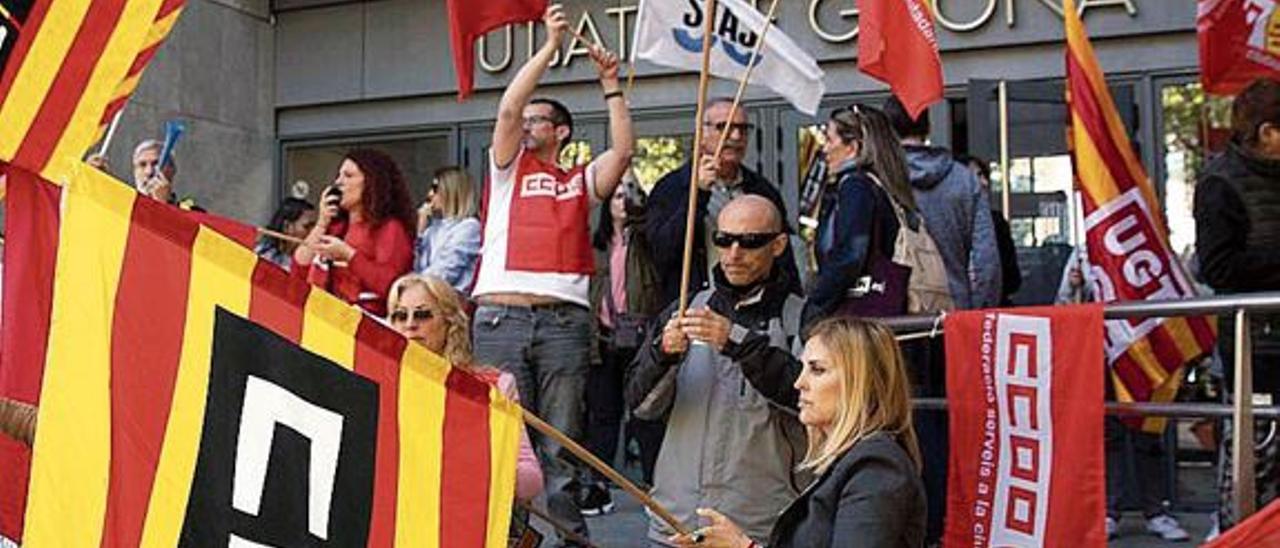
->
[[709, 0, 782, 165], [677, 0, 720, 314], [521, 409, 692, 536], [998, 79, 1011, 221], [517, 500, 599, 548], [97, 111, 124, 157], [1232, 308, 1257, 519]]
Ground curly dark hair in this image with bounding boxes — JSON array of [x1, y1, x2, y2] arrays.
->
[[1232, 77, 1280, 147], [343, 148, 416, 233]]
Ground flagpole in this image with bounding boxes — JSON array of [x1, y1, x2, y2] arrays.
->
[[521, 409, 692, 536], [517, 500, 599, 548], [709, 0, 782, 166], [98, 111, 124, 157], [677, 0, 720, 314], [998, 79, 1011, 221]]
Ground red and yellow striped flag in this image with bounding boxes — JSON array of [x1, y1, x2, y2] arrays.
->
[[0, 0, 182, 182], [1, 162, 521, 546], [1064, 0, 1217, 411]]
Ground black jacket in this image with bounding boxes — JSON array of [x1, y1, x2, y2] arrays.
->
[[643, 160, 801, 307], [1195, 141, 1280, 292], [768, 433, 926, 548], [1195, 140, 1280, 391], [625, 264, 807, 414]]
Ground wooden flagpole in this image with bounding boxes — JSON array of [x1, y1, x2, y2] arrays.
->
[[677, 0, 720, 314], [522, 409, 691, 536], [517, 499, 599, 548], [709, 0, 781, 165]]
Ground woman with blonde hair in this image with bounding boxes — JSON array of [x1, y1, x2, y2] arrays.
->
[[671, 317, 925, 548], [413, 166, 481, 293], [386, 273, 542, 500]]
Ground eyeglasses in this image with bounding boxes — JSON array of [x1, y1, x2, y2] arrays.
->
[[711, 230, 780, 249], [523, 115, 556, 128], [704, 121, 755, 134], [390, 308, 433, 323]]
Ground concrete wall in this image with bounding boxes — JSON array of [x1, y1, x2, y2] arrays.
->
[[102, 0, 276, 225]]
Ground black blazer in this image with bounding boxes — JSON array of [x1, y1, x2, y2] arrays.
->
[[768, 432, 926, 548]]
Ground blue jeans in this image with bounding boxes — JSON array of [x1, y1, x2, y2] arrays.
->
[[474, 302, 592, 540]]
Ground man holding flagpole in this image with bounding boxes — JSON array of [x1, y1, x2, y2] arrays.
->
[[470, 4, 634, 545]]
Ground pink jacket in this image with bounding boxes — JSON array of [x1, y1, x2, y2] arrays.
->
[[493, 371, 544, 500]]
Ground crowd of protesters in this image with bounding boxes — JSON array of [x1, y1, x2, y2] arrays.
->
[[74, 4, 1280, 545]]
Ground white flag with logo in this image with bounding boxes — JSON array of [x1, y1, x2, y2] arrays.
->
[[632, 0, 826, 115]]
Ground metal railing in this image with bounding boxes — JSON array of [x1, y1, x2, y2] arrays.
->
[[883, 291, 1280, 520]]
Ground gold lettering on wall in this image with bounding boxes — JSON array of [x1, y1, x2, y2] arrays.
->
[[605, 4, 639, 60], [478, 25, 513, 73], [562, 11, 607, 67], [808, 0, 858, 42]]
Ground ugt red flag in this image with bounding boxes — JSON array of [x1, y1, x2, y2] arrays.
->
[[447, 0, 546, 100], [1198, 0, 1280, 95], [857, 0, 944, 118], [944, 305, 1106, 547]]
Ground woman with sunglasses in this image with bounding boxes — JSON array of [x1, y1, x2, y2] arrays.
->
[[413, 166, 481, 293], [809, 105, 918, 317], [668, 317, 925, 548], [293, 149, 416, 317], [386, 273, 544, 501]]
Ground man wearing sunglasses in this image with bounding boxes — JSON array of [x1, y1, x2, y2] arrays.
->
[[644, 98, 801, 309], [628, 195, 810, 546]]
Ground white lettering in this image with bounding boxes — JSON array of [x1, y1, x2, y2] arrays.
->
[[933, 0, 999, 32], [991, 314, 1053, 545], [520, 172, 585, 201], [232, 376, 344, 543]]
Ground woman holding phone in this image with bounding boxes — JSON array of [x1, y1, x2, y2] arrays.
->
[[293, 148, 416, 316]]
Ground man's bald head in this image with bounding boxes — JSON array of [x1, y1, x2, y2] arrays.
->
[[718, 194, 783, 234], [715, 195, 787, 286]]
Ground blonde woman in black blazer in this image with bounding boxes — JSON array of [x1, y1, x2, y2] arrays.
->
[[670, 317, 926, 548]]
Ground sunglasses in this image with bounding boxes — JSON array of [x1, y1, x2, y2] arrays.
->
[[704, 121, 756, 134], [390, 308, 433, 323], [711, 230, 780, 250]]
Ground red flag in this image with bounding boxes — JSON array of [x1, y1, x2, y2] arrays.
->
[[857, 0, 944, 118], [944, 305, 1106, 548], [1205, 499, 1280, 547], [1198, 0, 1280, 96], [447, 0, 547, 100]]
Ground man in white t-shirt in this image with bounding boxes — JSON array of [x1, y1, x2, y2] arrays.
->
[[470, 4, 633, 544]]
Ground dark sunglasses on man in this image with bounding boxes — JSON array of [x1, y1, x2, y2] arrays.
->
[[711, 230, 780, 250], [705, 121, 756, 134], [389, 308, 433, 323]]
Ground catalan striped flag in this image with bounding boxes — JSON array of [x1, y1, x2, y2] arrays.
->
[[1, 162, 521, 547], [1064, 0, 1216, 414], [0, 0, 182, 182]]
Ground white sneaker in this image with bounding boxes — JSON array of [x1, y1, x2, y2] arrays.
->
[[1106, 516, 1118, 539], [1146, 513, 1190, 542]]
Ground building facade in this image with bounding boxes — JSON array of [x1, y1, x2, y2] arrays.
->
[[134, 0, 1219, 305]]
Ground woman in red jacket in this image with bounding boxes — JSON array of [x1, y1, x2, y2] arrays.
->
[[293, 148, 416, 316]]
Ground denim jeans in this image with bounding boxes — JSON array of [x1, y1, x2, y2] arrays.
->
[[474, 302, 592, 540]]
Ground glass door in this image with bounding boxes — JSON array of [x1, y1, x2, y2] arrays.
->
[[966, 79, 1139, 305]]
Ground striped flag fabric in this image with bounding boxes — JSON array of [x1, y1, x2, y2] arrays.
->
[[1064, 0, 1217, 413], [1, 162, 522, 547], [0, 0, 182, 182], [96, 0, 184, 141]]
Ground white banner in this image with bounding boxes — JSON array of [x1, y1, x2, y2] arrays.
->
[[632, 0, 826, 115]]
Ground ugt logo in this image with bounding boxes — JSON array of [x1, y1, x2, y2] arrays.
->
[[674, 0, 764, 68]]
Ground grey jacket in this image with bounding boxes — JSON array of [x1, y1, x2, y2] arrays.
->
[[904, 145, 1001, 309], [768, 432, 926, 548], [627, 268, 809, 544]]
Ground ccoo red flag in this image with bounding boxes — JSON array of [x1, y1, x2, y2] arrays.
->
[[857, 0, 944, 118], [1198, 0, 1280, 95], [447, 0, 547, 100]]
